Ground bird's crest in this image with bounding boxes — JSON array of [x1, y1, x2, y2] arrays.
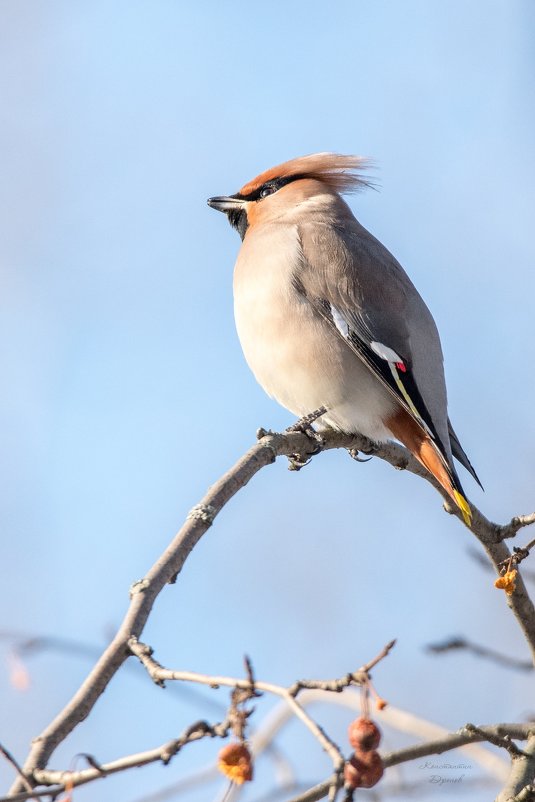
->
[[238, 153, 374, 197]]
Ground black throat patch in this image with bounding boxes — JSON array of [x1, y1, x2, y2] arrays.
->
[[227, 207, 248, 240]]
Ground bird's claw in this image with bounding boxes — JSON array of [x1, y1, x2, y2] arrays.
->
[[288, 454, 312, 471], [348, 448, 373, 463], [287, 426, 324, 471]]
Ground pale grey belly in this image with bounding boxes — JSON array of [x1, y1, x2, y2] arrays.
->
[[234, 291, 395, 440]]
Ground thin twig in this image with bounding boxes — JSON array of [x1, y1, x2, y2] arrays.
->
[[128, 639, 346, 773], [496, 517, 535, 542], [426, 637, 534, 672], [498, 538, 535, 572], [287, 777, 337, 802], [458, 723, 526, 758], [383, 723, 534, 767], [468, 547, 535, 583], [0, 721, 230, 801], [360, 638, 397, 672], [0, 747, 38, 801], [287, 639, 396, 697]]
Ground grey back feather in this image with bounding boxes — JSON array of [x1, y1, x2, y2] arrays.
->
[[295, 203, 453, 463]]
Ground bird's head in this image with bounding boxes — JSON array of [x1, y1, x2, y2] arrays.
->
[[207, 153, 372, 240]]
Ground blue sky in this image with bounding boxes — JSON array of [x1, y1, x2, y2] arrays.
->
[[1, 2, 534, 801]]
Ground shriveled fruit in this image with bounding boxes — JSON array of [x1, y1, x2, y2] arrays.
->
[[217, 742, 253, 784], [348, 717, 381, 751], [344, 750, 383, 789]]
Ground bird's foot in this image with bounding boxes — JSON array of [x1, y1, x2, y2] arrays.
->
[[285, 406, 327, 433], [287, 434, 324, 471], [286, 408, 326, 471], [288, 439, 322, 471]]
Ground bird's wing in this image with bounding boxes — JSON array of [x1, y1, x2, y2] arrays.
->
[[296, 219, 453, 464], [448, 417, 483, 489]]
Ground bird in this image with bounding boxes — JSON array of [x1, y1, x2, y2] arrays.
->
[[207, 153, 481, 524]]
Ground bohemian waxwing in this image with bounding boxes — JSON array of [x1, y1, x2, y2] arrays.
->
[[208, 153, 481, 524]]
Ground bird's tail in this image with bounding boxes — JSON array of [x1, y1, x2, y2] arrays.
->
[[448, 417, 483, 490], [386, 410, 472, 526]]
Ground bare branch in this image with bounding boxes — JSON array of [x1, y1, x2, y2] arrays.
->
[[495, 733, 535, 802], [287, 723, 535, 802], [8, 431, 287, 794], [0, 721, 229, 802], [426, 637, 534, 672], [246, 691, 509, 783], [460, 724, 526, 758], [498, 539, 535, 575], [360, 638, 397, 672], [0, 747, 38, 801], [8, 429, 535, 795], [287, 640, 395, 698], [383, 723, 533, 767], [468, 547, 535, 584], [510, 785, 535, 802], [497, 517, 535, 542], [128, 638, 348, 773], [129, 768, 220, 802], [287, 775, 339, 802]]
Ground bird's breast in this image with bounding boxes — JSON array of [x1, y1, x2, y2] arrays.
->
[[232, 224, 395, 439]]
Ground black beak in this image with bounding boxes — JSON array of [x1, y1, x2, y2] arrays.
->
[[207, 195, 246, 213]]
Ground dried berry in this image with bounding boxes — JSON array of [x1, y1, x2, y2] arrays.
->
[[344, 750, 383, 789], [495, 569, 517, 596], [348, 717, 381, 751], [344, 756, 362, 790], [217, 742, 253, 784]]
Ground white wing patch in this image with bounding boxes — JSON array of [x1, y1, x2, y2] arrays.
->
[[370, 340, 403, 364], [330, 305, 349, 338]]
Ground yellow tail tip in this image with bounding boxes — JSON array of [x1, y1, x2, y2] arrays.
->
[[453, 490, 472, 526]]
